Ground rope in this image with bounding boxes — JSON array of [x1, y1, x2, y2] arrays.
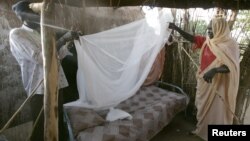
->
[[216, 92, 241, 123], [27, 106, 44, 141], [181, 46, 199, 69], [177, 40, 184, 88], [170, 34, 198, 69], [0, 79, 44, 134], [171, 34, 241, 124]]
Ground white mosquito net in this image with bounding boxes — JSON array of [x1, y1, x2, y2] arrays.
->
[[65, 8, 173, 110]]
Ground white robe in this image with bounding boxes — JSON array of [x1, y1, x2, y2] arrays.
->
[[194, 18, 240, 141]]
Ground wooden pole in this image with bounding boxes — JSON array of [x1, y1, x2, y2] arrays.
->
[[41, 0, 59, 141], [235, 44, 250, 124]]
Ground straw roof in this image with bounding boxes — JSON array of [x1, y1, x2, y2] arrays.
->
[[58, 0, 250, 10]]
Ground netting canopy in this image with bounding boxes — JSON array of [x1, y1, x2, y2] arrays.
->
[[65, 8, 173, 110]]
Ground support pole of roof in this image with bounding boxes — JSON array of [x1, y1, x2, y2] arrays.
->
[[41, 0, 59, 141], [228, 10, 238, 30]]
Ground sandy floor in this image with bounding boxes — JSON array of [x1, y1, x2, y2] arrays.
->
[[244, 105, 250, 124], [151, 112, 204, 141], [1, 112, 205, 141], [1, 121, 32, 141], [1, 107, 249, 141]]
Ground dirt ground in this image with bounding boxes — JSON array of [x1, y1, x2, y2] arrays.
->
[[244, 106, 250, 124], [1, 112, 204, 141], [151, 112, 204, 141]]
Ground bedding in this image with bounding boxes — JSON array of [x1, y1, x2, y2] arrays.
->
[[64, 84, 189, 141], [65, 107, 106, 137]]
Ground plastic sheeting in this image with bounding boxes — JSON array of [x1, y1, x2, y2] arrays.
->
[[65, 8, 173, 110]]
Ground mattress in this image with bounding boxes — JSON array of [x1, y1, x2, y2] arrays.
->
[[64, 84, 189, 141]]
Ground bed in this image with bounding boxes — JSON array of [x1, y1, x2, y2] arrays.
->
[[63, 81, 189, 141]]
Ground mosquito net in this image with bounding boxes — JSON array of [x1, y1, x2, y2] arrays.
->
[[65, 8, 173, 111]]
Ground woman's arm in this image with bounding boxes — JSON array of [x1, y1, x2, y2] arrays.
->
[[203, 65, 230, 83], [169, 23, 195, 43]]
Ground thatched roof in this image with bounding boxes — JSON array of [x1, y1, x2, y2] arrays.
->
[[59, 0, 250, 10]]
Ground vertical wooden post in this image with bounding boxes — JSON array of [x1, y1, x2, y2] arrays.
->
[[228, 10, 238, 30], [235, 44, 250, 124], [41, 0, 59, 141]]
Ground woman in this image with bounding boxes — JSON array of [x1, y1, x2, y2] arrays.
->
[[169, 17, 240, 140]]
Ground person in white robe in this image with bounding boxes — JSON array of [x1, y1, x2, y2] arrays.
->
[[9, 1, 73, 141]]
